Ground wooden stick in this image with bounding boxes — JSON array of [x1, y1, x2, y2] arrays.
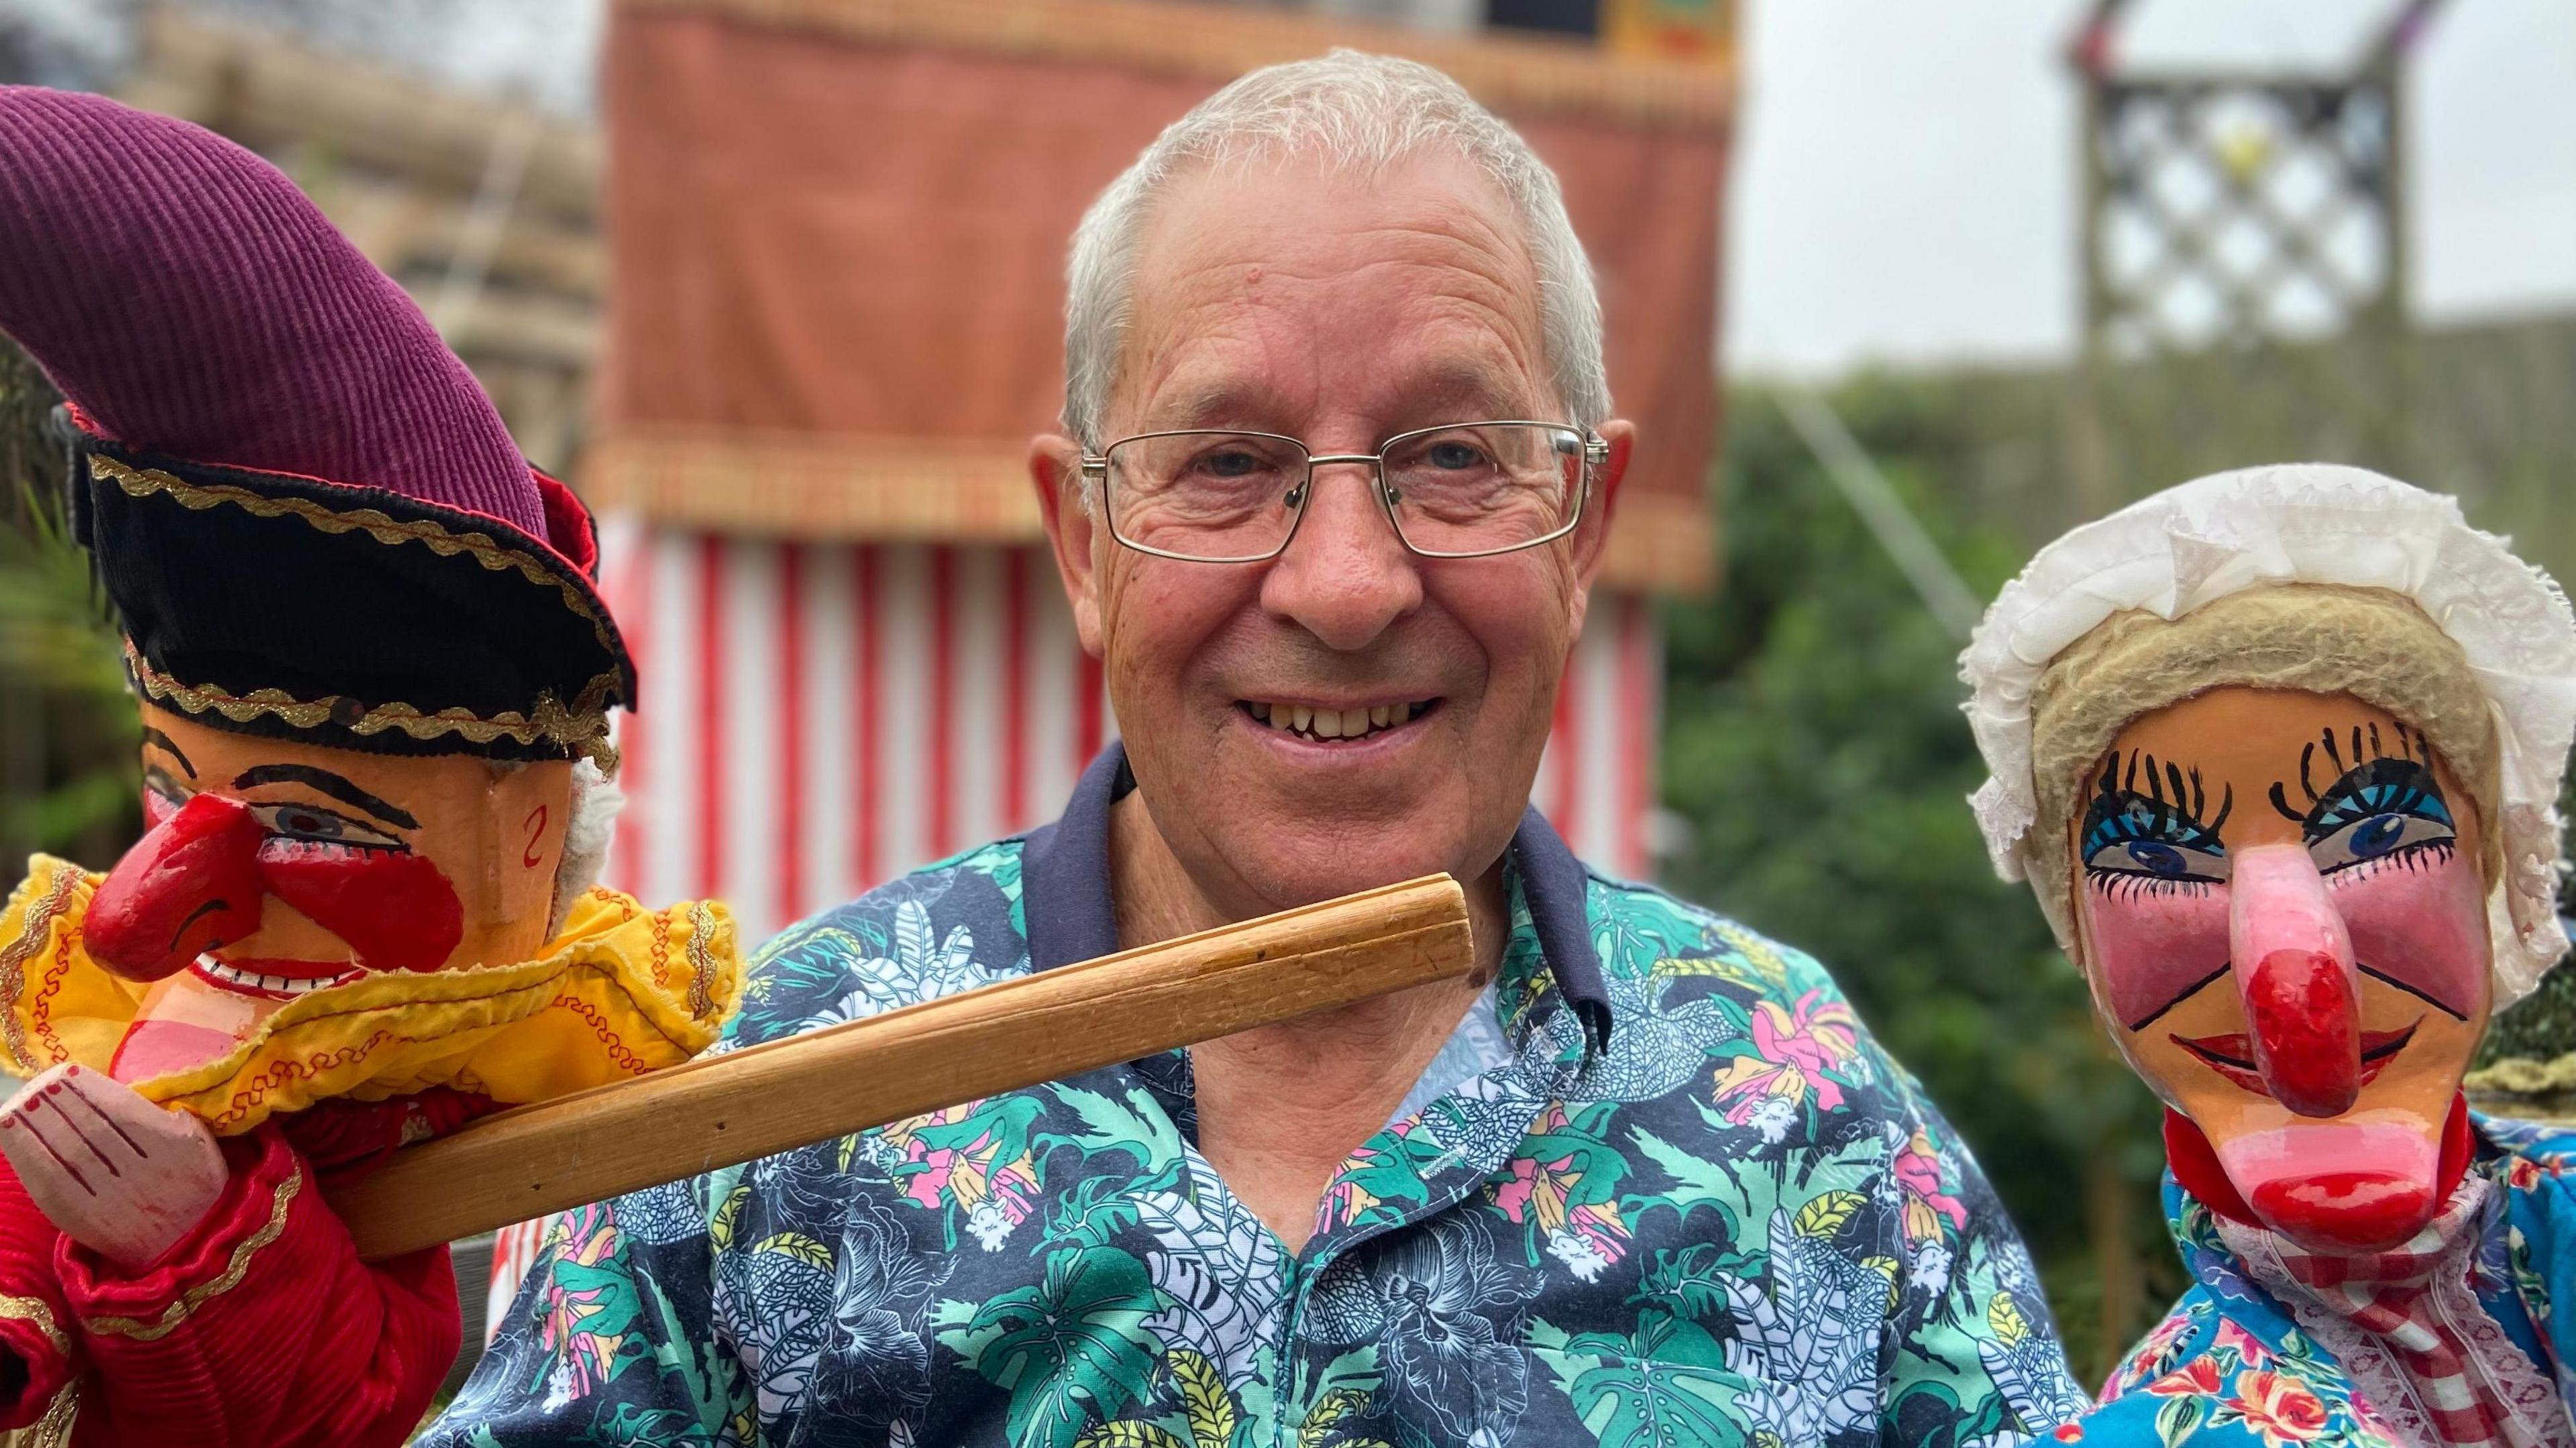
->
[[328, 875, 1472, 1260]]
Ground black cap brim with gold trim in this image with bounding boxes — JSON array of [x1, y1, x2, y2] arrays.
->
[[70, 423, 634, 767]]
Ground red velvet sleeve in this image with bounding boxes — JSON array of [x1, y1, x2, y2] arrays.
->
[[53, 1125, 460, 1448], [0, 1155, 78, 1433]]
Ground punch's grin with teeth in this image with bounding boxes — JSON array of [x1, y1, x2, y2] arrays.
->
[[1242, 699, 1438, 742], [190, 953, 367, 999]]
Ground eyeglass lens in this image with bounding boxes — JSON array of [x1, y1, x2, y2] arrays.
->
[[1106, 424, 1582, 560]]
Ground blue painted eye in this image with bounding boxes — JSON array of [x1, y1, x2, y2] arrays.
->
[[2311, 810, 2453, 873], [2352, 815, 2405, 858], [2088, 838, 2228, 883], [2129, 841, 2184, 876]]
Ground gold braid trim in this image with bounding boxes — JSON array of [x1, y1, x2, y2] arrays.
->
[[4, 1380, 78, 1448], [0, 1294, 68, 1357], [0, 869, 82, 1074], [126, 641, 617, 764], [81, 1166, 302, 1343]]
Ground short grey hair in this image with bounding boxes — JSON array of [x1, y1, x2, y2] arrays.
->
[[1061, 49, 1611, 449]]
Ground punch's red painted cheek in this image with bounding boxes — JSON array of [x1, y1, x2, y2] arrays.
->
[[256, 843, 464, 975]]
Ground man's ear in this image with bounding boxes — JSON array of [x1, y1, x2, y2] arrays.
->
[[1030, 434, 1106, 656], [1562, 418, 1633, 639]]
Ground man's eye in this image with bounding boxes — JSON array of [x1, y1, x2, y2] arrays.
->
[[2312, 812, 2453, 873], [2086, 839, 2228, 883], [1426, 441, 1489, 470]]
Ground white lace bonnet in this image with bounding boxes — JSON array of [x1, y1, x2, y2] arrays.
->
[[1959, 463, 2576, 1007]]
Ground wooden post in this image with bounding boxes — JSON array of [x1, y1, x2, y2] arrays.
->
[[329, 875, 1473, 1260]]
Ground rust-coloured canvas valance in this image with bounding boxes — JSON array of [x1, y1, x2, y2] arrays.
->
[[590, 0, 1730, 594]]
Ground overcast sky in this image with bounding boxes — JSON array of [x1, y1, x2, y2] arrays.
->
[[1729, 0, 2576, 376]]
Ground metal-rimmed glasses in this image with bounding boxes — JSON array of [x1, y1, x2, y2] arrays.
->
[[1078, 420, 1607, 563]]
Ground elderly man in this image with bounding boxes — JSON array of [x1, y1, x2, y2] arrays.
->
[[431, 52, 2079, 1448]]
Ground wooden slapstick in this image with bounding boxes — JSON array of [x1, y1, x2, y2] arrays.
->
[[329, 874, 1472, 1260]]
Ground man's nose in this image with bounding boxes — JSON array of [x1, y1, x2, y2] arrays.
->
[[85, 793, 266, 982], [1263, 461, 1424, 650], [2229, 842, 2361, 1118]]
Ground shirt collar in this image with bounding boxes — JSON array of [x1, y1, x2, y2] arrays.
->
[[1020, 742, 1613, 1045]]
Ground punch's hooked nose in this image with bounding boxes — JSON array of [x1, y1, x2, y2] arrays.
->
[[85, 793, 266, 982], [2230, 843, 2360, 1117]]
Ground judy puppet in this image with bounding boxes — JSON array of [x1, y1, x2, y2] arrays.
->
[[0, 89, 739, 1446], [1964, 465, 2576, 1447]]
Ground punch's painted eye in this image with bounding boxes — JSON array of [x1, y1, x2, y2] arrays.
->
[[245, 801, 407, 854]]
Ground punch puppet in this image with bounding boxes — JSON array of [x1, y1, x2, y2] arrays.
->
[[0, 90, 741, 1445], [1962, 466, 2576, 1446]]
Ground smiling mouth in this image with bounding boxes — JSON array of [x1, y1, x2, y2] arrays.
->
[[191, 953, 365, 1000], [2173, 1021, 2420, 1099], [1242, 698, 1438, 744]]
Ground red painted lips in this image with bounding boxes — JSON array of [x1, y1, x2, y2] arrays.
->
[[2173, 1021, 2418, 1101]]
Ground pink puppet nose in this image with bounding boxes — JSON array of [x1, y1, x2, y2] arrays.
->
[[85, 793, 266, 982], [2231, 843, 2360, 1117]]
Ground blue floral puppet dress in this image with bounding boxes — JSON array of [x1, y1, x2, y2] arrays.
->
[[2070, 1113, 2576, 1448]]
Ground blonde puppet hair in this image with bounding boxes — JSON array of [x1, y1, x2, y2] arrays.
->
[[2023, 584, 2504, 947]]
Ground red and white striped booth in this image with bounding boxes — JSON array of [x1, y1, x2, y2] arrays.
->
[[598, 531, 1666, 945]]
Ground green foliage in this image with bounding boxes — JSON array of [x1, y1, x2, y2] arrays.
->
[[1660, 376, 2174, 1377], [0, 335, 137, 864]]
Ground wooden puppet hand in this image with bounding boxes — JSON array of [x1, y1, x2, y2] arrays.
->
[[0, 1064, 227, 1272]]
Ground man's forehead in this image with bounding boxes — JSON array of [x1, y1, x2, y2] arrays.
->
[[1117, 151, 1548, 429]]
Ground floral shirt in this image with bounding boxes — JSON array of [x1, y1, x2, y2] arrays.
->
[[427, 748, 2080, 1448], [2076, 1118, 2576, 1447]]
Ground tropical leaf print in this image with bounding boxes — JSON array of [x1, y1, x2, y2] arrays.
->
[[1071, 1425, 1190, 1448], [1165, 1349, 1240, 1448], [1977, 1292, 2091, 1433], [1713, 1204, 1886, 1445], [1530, 1317, 1747, 1448], [1375, 1220, 1536, 1447], [1633, 1242, 1759, 1325], [708, 1182, 751, 1253], [713, 1236, 835, 1430], [1298, 1386, 1371, 1447], [532, 1203, 649, 1412], [1492, 1102, 1634, 1280], [1625, 1124, 1752, 1233], [752, 1232, 835, 1272], [1042, 1085, 1184, 1176], [940, 1245, 1164, 1448], [1135, 1189, 1285, 1380]]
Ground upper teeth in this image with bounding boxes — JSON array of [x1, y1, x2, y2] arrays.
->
[[193, 955, 362, 997], [1250, 701, 1423, 740]]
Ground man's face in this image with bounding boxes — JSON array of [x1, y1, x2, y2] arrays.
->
[[1036, 152, 1627, 914], [2068, 687, 2490, 1251], [89, 702, 572, 1083]]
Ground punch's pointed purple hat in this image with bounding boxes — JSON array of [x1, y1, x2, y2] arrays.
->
[[0, 87, 631, 763]]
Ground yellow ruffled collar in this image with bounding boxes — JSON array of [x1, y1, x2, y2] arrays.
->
[[0, 856, 742, 1134]]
